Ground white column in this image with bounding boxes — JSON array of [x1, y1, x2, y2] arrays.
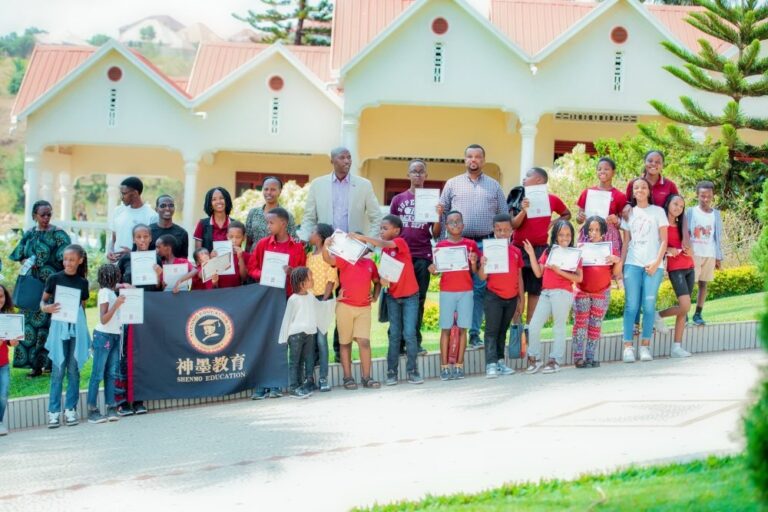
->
[[182, 159, 199, 252], [23, 152, 40, 230], [40, 171, 54, 203], [58, 172, 73, 222], [341, 114, 360, 174], [106, 174, 122, 229], [519, 118, 539, 183]]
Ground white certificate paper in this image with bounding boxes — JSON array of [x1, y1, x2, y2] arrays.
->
[[163, 264, 190, 291], [433, 245, 469, 272], [119, 288, 144, 324], [525, 184, 551, 219], [51, 285, 81, 324], [585, 189, 612, 219], [545, 246, 582, 272], [0, 314, 24, 339], [261, 251, 290, 288], [201, 253, 232, 282], [379, 252, 404, 283], [482, 239, 509, 274], [212, 241, 236, 276], [414, 188, 440, 223], [130, 251, 158, 286], [580, 242, 613, 267], [329, 230, 367, 264]]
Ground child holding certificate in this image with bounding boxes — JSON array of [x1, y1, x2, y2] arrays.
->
[[117, 224, 162, 291], [428, 211, 479, 381], [190, 248, 216, 290], [575, 157, 626, 253], [156, 235, 197, 293], [306, 223, 338, 392], [572, 217, 621, 369], [0, 284, 22, 436], [477, 214, 524, 378], [40, 245, 91, 428], [86, 264, 126, 424], [523, 220, 582, 375], [215, 220, 249, 288], [350, 215, 423, 386]]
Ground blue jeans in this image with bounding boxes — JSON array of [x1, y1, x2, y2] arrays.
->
[[315, 330, 328, 381], [470, 271, 487, 337], [87, 330, 120, 409], [386, 293, 419, 374], [0, 364, 9, 423], [48, 337, 80, 413], [623, 264, 665, 341]]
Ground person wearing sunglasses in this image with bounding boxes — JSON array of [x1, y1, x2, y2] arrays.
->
[[150, 195, 189, 258]]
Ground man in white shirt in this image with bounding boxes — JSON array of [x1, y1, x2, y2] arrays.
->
[[107, 177, 159, 262]]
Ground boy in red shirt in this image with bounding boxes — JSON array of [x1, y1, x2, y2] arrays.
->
[[429, 211, 478, 381], [215, 220, 249, 288], [350, 215, 423, 386], [322, 235, 381, 390], [478, 214, 524, 378], [248, 208, 306, 296]]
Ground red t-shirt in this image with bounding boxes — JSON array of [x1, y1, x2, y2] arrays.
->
[[666, 225, 694, 271], [191, 266, 213, 290], [576, 187, 627, 217], [336, 257, 379, 307], [382, 238, 419, 298], [193, 217, 231, 243], [539, 250, 581, 292], [0, 341, 8, 367], [435, 238, 479, 292], [248, 236, 306, 296], [512, 194, 568, 247], [577, 241, 619, 294], [486, 244, 524, 299], [626, 176, 679, 209], [217, 251, 250, 288]]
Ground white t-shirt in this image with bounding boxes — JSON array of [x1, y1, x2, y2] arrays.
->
[[690, 206, 716, 258], [621, 205, 669, 268], [95, 288, 122, 334], [110, 203, 159, 253]]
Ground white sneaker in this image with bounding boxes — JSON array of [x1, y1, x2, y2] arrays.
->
[[671, 343, 692, 358], [48, 412, 61, 429], [542, 361, 560, 374], [654, 312, 669, 334], [526, 359, 544, 374], [64, 409, 79, 426], [622, 346, 636, 363], [0, 422, 8, 436], [485, 363, 498, 378], [497, 360, 515, 376], [639, 346, 653, 362]]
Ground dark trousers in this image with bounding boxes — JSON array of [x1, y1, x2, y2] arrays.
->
[[395, 257, 431, 351], [289, 332, 315, 390], [484, 290, 518, 364]]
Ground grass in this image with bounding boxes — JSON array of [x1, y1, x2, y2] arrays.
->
[[8, 292, 765, 399], [356, 455, 761, 511]]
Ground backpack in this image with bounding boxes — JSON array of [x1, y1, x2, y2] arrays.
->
[[507, 186, 525, 216], [199, 217, 214, 251]]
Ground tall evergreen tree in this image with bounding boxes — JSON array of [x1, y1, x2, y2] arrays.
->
[[233, 0, 333, 46], [642, 0, 768, 205]]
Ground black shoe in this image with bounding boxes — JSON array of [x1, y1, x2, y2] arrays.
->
[[26, 369, 43, 379], [116, 404, 134, 417], [133, 402, 147, 415], [469, 334, 484, 348]]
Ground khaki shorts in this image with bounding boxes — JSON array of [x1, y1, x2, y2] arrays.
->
[[694, 256, 716, 282], [336, 302, 371, 344]]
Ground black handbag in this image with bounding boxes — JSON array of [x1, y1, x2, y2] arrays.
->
[[12, 274, 44, 311], [378, 288, 389, 323], [508, 322, 524, 359]]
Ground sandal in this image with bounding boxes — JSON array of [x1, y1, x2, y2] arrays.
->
[[343, 377, 358, 390], [361, 377, 380, 389], [575, 359, 587, 369]]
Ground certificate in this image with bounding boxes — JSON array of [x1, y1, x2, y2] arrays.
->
[[51, 285, 81, 324], [545, 246, 582, 272], [414, 188, 440, 223], [525, 184, 551, 219], [261, 251, 290, 288], [433, 245, 469, 272], [163, 264, 190, 291], [379, 252, 404, 283], [580, 242, 613, 267], [212, 241, 235, 276], [585, 189, 612, 219], [201, 253, 232, 282], [0, 314, 24, 339], [482, 238, 509, 274], [130, 251, 158, 286], [118, 288, 144, 324], [329, 230, 367, 264]]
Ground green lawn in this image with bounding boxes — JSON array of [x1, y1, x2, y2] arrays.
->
[[356, 456, 760, 511], [8, 292, 765, 399]]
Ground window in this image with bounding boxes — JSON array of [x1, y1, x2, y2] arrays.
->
[[269, 98, 280, 134], [613, 51, 624, 92], [384, 179, 446, 205], [108, 88, 117, 127], [235, 172, 309, 197], [553, 140, 597, 161], [433, 42, 444, 83]]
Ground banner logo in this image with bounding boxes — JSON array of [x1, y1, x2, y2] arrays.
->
[[186, 307, 234, 354]]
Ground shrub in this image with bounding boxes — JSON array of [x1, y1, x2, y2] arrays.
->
[[422, 304, 439, 331], [752, 180, 768, 285], [744, 295, 768, 506], [231, 181, 309, 225], [428, 273, 439, 293]]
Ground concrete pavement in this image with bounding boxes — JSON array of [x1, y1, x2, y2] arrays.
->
[[1, 350, 764, 511]]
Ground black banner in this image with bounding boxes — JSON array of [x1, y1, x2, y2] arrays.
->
[[131, 284, 288, 400]]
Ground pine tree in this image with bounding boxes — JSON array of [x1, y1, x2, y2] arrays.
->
[[233, 0, 333, 46], [643, 0, 768, 205]]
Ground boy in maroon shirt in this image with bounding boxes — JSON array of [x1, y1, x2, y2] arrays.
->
[[215, 220, 249, 288], [248, 208, 306, 296], [351, 215, 424, 386]]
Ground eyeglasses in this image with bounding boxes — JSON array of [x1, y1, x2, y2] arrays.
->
[[158, 203, 175, 208], [38, 212, 52, 218]]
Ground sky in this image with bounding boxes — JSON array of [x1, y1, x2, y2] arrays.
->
[[0, 0, 266, 40]]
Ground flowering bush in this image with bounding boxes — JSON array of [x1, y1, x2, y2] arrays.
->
[[231, 181, 310, 226]]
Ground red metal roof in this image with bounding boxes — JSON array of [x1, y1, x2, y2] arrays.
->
[[128, 49, 192, 98], [647, 4, 732, 54]]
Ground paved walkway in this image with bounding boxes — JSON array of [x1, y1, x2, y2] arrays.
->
[[1, 350, 764, 511]]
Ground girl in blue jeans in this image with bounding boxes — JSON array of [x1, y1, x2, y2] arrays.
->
[[620, 178, 669, 363], [0, 284, 22, 436], [87, 264, 127, 424]]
